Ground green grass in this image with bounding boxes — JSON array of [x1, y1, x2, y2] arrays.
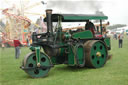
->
[[1, 36, 128, 85]]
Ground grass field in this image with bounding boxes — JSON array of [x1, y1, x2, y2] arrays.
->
[[1, 36, 128, 85]]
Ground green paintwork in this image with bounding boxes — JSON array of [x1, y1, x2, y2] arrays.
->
[[29, 46, 35, 51], [104, 38, 111, 48], [68, 46, 75, 66], [44, 14, 108, 22], [24, 52, 51, 78], [63, 15, 108, 20], [90, 41, 107, 68], [72, 30, 93, 39], [51, 56, 56, 64], [60, 47, 65, 55], [35, 47, 40, 64], [64, 32, 71, 39], [68, 44, 85, 66], [76, 44, 85, 66]]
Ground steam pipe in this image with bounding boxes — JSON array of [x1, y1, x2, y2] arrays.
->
[[100, 20, 102, 35]]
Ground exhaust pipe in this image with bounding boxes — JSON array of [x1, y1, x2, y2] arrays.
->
[[46, 9, 53, 35]]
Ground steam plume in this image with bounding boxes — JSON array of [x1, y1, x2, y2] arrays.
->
[[47, 0, 103, 14]]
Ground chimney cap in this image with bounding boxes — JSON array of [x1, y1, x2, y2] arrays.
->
[[46, 9, 52, 13]]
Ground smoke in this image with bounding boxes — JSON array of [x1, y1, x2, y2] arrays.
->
[[95, 10, 105, 16], [47, 0, 103, 14]]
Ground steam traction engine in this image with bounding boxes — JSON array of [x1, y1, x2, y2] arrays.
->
[[20, 9, 111, 78]]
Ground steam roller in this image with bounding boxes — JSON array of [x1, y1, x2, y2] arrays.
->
[[20, 9, 111, 78]]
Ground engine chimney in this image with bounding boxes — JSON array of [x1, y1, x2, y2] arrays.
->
[[46, 9, 53, 34]]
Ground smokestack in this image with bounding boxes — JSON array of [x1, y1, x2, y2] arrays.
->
[[46, 9, 53, 34]]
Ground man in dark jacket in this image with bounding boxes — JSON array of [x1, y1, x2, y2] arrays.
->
[[85, 20, 96, 36]]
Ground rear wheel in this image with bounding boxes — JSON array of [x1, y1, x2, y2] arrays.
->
[[84, 40, 108, 68], [23, 52, 52, 78]]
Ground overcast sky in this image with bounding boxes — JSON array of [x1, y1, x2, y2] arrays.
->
[[0, 0, 128, 25]]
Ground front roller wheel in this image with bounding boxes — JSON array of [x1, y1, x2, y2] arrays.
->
[[22, 52, 52, 78], [84, 40, 108, 68]]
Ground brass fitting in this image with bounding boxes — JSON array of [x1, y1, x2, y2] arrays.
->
[[96, 52, 101, 57], [37, 63, 41, 67]]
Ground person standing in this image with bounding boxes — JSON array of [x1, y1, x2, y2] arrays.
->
[[13, 37, 22, 59], [118, 33, 124, 48], [115, 33, 117, 40]]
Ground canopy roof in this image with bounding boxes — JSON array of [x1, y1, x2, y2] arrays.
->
[[44, 14, 108, 22]]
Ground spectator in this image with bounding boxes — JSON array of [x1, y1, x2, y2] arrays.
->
[[13, 36, 22, 59], [113, 33, 117, 40], [118, 33, 124, 48], [115, 33, 117, 40]]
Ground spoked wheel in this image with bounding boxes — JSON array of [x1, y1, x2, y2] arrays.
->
[[84, 40, 108, 68], [22, 52, 52, 78]]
